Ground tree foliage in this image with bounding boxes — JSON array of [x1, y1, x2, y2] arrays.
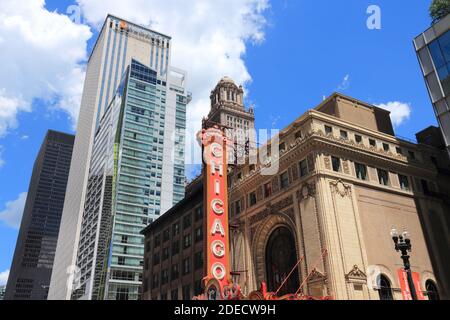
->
[[430, 0, 450, 24]]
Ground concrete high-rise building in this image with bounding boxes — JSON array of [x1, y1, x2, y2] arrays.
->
[[5, 130, 74, 300], [70, 58, 189, 300], [49, 15, 189, 300], [414, 14, 450, 156]]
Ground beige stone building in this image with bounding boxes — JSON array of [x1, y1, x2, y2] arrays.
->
[[228, 92, 447, 300]]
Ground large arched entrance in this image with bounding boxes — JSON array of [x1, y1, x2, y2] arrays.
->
[[265, 226, 300, 295]]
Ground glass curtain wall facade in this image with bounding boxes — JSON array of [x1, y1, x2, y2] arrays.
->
[[71, 59, 188, 300], [415, 14, 450, 155]]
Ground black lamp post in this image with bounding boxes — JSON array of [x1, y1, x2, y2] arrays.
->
[[390, 227, 418, 300]]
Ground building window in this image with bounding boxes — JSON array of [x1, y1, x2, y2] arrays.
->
[[299, 159, 308, 177], [183, 215, 191, 230], [171, 240, 180, 256], [194, 251, 203, 270], [398, 175, 410, 191], [182, 285, 191, 300], [162, 247, 169, 261], [171, 264, 179, 280], [280, 171, 289, 189], [325, 125, 333, 135], [161, 269, 169, 285], [377, 169, 389, 186], [183, 234, 192, 249], [153, 252, 160, 265], [194, 227, 203, 242], [383, 143, 390, 152], [163, 229, 170, 242], [235, 200, 242, 215], [396, 147, 403, 155], [378, 275, 393, 300], [264, 182, 272, 198], [408, 151, 416, 160], [182, 258, 191, 275], [355, 134, 362, 144], [340, 130, 348, 140], [369, 139, 376, 147], [171, 289, 179, 300], [280, 142, 286, 152], [249, 191, 257, 207], [152, 274, 159, 287], [331, 156, 341, 172], [194, 207, 203, 222], [355, 163, 367, 180], [154, 235, 161, 248], [295, 131, 303, 139], [426, 280, 440, 300], [172, 223, 180, 236]]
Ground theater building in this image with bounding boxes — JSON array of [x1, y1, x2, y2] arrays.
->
[[141, 80, 447, 300]]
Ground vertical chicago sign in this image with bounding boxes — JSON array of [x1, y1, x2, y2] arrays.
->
[[199, 125, 238, 300]]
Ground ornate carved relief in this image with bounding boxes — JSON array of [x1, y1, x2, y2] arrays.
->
[[330, 180, 352, 197], [324, 155, 331, 170], [296, 183, 316, 202], [345, 265, 367, 283]]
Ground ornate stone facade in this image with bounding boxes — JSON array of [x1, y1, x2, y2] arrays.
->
[[229, 93, 447, 300]]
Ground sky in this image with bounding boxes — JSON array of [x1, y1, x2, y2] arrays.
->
[[0, 0, 438, 286]]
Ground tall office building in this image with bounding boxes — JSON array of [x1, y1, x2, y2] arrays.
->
[[414, 14, 450, 156], [4, 130, 74, 300], [49, 15, 189, 300], [0, 285, 5, 300], [70, 59, 188, 300]]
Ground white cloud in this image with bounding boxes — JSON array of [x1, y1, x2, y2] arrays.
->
[[0, 145, 4, 168], [0, 0, 92, 134], [375, 101, 412, 127], [0, 269, 9, 286], [0, 192, 27, 229], [336, 74, 350, 91], [76, 0, 270, 165]]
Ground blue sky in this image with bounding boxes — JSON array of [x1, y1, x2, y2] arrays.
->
[[0, 0, 437, 283]]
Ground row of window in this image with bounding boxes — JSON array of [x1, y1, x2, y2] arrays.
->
[[151, 252, 203, 287], [323, 125, 418, 160]]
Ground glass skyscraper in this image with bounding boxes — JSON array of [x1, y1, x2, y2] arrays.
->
[[50, 15, 189, 299], [415, 14, 450, 155], [71, 59, 188, 300]]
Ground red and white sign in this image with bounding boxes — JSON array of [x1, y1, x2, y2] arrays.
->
[[397, 269, 426, 300], [201, 127, 231, 298]]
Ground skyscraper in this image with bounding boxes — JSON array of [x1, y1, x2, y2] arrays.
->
[[4, 130, 74, 300], [70, 58, 188, 300], [414, 14, 450, 156], [49, 15, 188, 300]]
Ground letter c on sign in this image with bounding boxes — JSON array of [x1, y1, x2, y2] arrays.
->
[[211, 262, 226, 280], [211, 143, 223, 158], [211, 199, 224, 215], [211, 240, 225, 258]]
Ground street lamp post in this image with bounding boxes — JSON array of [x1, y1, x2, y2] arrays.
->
[[390, 227, 418, 300]]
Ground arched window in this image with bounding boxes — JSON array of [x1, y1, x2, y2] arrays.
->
[[265, 227, 299, 295], [426, 280, 440, 300], [378, 274, 393, 300]]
